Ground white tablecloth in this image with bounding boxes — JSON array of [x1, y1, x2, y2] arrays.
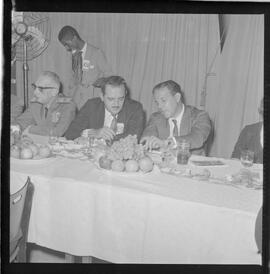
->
[[10, 155, 262, 264]]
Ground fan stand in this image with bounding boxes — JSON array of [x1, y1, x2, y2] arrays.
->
[[23, 40, 29, 110], [14, 21, 30, 110]]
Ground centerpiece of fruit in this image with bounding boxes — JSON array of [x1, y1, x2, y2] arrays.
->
[[98, 135, 154, 173], [10, 131, 52, 160]]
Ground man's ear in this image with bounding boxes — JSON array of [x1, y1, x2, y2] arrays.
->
[[51, 89, 58, 97], [174, 93, 181, 103], [99, 92, 104, 102]]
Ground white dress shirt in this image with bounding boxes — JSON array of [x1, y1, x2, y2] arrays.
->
[[104, 108, 117, 128]]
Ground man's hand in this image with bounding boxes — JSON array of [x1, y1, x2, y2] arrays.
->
[[140, 136, 165, 151], [81, 127, 116, 141]]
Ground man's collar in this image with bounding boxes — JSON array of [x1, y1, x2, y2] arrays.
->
[[72, 42, 87, 58], [169, 104, 185, 121], [45, 96, 58, 110]]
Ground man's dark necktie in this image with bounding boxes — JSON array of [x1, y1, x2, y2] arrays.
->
[[110, 115, 118, 133], [172, 119, 179, 137], [72, 51, 83, 85]]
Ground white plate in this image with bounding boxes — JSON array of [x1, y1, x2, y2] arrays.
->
[[10, 155, 57, 164]]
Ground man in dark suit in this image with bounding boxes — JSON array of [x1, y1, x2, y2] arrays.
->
[[231, 98, 263, 163], [65, 76, 145, 143], [140, 80, 212, 155], [58, 25, 113, 110]]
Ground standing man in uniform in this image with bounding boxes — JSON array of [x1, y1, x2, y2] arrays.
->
[[58, 25, 113, 110], [13, 71, 76, 137]]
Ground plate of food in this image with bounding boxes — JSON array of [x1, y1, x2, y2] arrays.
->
[[10, 135, 56, 164]]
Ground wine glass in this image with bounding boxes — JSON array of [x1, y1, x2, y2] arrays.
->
[[49, 128, 57, 145], [240, 150, 254, 168], [86, 136, 95, 160]]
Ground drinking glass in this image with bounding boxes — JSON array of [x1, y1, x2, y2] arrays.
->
[[49, 128, 57, 145], [177, 140, 191, 165], [240, 150, 254, 167], [87, 136, 95, 160]]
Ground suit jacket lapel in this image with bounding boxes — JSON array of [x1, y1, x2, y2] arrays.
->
[[94, 101, 105, 129], [117, 100, 128, 124], [30, 102, 43, 124]]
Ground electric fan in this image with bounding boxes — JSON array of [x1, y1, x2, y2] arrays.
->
[[12, 11, 51, 109]]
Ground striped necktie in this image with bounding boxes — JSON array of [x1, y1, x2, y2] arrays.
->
[[172, 119, 179, 137], [110, 115, 118, 133], [72, 51, 83, 84]]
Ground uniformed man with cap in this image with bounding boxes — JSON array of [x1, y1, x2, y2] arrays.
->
[[13, 71, 76, 137]]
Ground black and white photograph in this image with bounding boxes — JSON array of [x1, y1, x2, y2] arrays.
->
[[3, 1, 268, 273]]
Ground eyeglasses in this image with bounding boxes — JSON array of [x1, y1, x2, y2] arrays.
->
[[31, 83, 58, 92]]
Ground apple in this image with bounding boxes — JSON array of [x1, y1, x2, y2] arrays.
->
[[111, 160, 125, 172], [28, 144, 39, 157], [99, 155, 112, 170], [20, 147, 33, 159], [10, 145, 21, 159], [39, 145, 51, 158], [125, 159, 139, 172], [139, 157, 154, 173]]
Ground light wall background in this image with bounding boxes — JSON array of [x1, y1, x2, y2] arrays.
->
[[14, 13, 264, 158]]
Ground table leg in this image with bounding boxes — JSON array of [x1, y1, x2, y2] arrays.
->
[[82, 256, 93, 263]]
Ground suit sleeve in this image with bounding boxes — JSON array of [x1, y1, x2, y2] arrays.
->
[[231, 126, 248, 159], [96, 48, 113, 76], [141, 114, 159, 139], [121, 103, 145, 141], [64, 100, 92, 140], [14, 108, 35, 131], [176, 110, 211, 150]]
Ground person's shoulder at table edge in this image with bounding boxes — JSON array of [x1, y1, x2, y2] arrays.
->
[[241, 121, 262, 134]]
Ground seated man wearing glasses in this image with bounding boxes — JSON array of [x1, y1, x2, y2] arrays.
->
[[64, 75, 145, 143], [13, 71, 76, 137]]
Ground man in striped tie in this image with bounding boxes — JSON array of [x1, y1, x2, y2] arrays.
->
[[58, 25, 113, 110], [140, 80, 212, 155]]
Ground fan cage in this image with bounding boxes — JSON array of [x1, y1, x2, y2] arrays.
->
[[14, 12, 51, 61]]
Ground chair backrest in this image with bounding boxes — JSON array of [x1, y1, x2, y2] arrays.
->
[[255, 206, 262, 253], [10, 177, 29, 241], [17, 179, 34, 262]]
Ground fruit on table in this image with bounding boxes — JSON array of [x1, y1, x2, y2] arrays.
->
[[139, 156, 154, 173], [39, 145, 51, 158], [99, 155, 112, 170], [125, 159, 139, 172], [20, 147, 33, 159], [10, 145, 21, 159], [107, 135, 144, 161], [111, 160, 125, 172], [28, 144, 39, 157]]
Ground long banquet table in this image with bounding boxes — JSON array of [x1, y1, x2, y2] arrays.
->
[[10, 151, 262, 264]]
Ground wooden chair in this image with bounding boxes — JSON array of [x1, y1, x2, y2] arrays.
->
[[10, 177, 34, 262]]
